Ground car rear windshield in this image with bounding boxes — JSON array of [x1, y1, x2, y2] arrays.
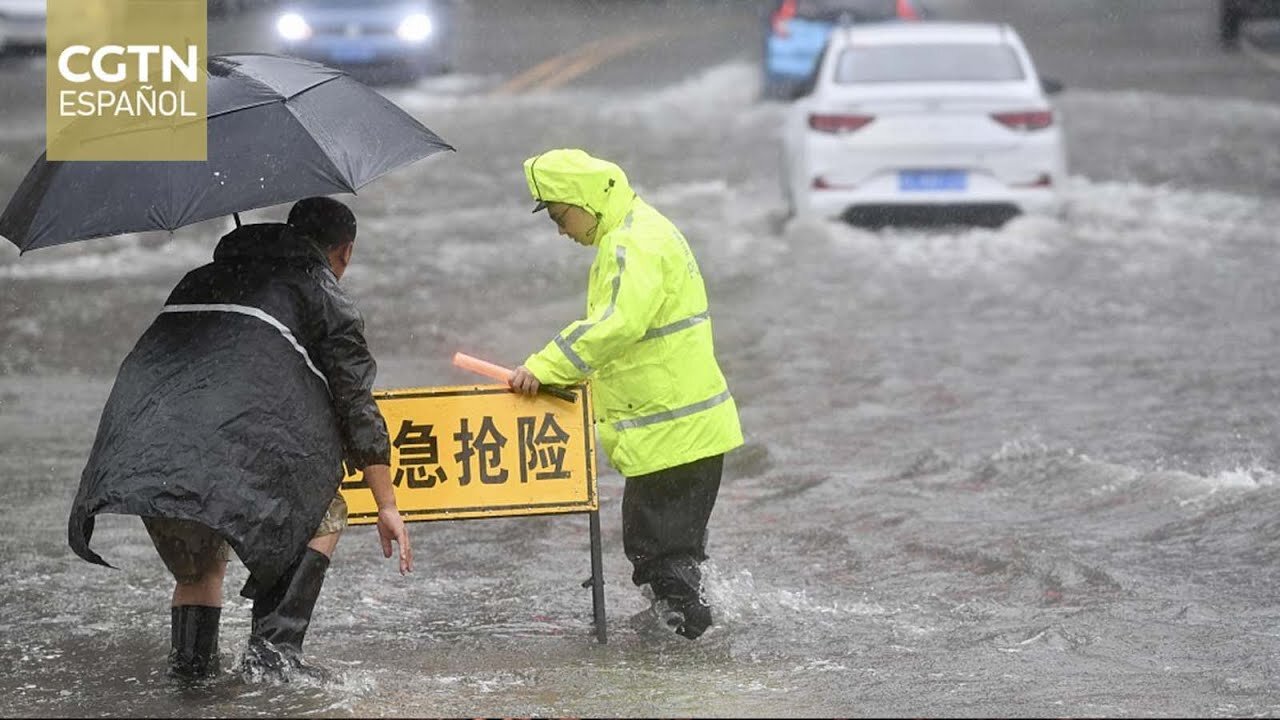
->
[[835, 43, 1027, 83], [795, 0, 900, 22]]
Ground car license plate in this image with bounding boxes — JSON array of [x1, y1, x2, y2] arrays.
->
[[330, 46, 376, 63], [899, 170, 967, 192]]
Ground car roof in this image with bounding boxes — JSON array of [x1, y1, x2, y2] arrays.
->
[[832, 21, 1020, 47]]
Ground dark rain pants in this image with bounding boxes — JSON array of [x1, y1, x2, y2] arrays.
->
[[622, 453, 723, 605]]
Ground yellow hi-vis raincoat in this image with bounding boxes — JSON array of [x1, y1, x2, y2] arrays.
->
[[522, 149, 743, 477]]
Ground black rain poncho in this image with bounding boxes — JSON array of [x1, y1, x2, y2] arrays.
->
[[68, 223, 390, 593]]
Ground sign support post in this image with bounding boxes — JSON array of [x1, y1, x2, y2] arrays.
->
[[588, 509, 606, 644]]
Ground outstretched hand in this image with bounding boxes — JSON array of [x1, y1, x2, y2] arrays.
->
[[376, 506, 412, 575]]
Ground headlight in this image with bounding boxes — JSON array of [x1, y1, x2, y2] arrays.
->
[[276, 13, 312, 42], [396, 14, 433, 43]]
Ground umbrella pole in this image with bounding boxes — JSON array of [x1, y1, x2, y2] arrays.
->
[[232, 213, 242, 228]]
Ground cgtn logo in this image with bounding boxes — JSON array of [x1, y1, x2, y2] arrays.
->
[[45, 0, 207, 161], [56, 44, 200, 118]]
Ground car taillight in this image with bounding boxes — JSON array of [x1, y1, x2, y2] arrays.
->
[[991, 110, 1054, 131], [896, 0, 920, 20], [808, 113, 875, 134], [771, 0, 797, 38]]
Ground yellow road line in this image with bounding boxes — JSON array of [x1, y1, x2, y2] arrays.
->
[[493, 28, 672, 95], [493, 37, 616, 95], [537, 29, 670, 91]]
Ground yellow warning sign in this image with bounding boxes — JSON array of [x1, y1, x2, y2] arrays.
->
[[340, 383, 596, 524]]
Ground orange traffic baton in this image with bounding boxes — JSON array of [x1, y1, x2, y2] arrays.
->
[[452, 352, 577, 402]]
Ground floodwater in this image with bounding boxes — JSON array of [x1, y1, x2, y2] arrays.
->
[[2, 51, 1280, 719]]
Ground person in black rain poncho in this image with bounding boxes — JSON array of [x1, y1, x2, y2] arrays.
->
[[69, 197, 412, 679]]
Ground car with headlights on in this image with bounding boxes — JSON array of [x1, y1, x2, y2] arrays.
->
[[274, 0, 456, 81], [781, 21, 1066, 226]]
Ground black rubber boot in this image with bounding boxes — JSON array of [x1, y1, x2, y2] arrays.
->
[[651, 559, 713, 640], [672, 598, 713, 640], [244, 548, 330, 674], [169, 605, 222, 679]]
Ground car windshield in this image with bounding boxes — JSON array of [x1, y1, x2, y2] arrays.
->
[[835, 42, 1026, 83], [794, 0, 900, 22]]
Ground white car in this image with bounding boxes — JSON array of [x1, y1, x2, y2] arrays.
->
[[0, 0, 46, 54], [781, 21, 1067, 225]]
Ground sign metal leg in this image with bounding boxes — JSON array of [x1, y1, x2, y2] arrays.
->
[[589, 509, 607, 644]]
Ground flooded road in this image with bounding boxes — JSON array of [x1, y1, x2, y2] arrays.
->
[[1, 0, 1279, 716]]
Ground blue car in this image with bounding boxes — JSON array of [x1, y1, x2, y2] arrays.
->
[[762, 0, 928, 100], [274, 0, 457, 81]]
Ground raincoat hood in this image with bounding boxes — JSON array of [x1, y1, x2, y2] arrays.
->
[[213, 223, 329, 265], [523, 149, 636, 242]]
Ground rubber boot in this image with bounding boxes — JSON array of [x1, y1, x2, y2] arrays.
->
[[651, 559, 713, 640], [672, 597, 713, 640], [245, 548, 330, 675], [169, 605, 222, 679], [651, 583, 713, 640]]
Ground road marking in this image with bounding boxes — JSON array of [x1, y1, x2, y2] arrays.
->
[[492, 28, 672, 95], [493, 37, 615, 94], [537, 29, 670, 91], [1241, 34, 1280, 73]]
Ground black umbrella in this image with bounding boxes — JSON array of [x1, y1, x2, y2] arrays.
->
[[0, 53, 454, 253]]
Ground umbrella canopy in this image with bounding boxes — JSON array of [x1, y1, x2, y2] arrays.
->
[[0, 53, 454, 252]]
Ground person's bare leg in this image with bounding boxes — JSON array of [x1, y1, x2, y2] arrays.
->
[[171, 559, 228, 607], [307, 530, 341, 558]]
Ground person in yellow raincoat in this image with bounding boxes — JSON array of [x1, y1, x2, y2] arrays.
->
[[509, 148, 743, 640]]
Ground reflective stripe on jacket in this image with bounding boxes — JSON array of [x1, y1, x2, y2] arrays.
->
[[522, 149, 743, 476]]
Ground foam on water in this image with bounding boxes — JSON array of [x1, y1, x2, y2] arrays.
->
[[784, 176, 1273, 283], [597, 61, 766, 126], [1059, 89, 1280, 196], [702, 563, 893, 626], [1205, 464, 1280, 490]]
